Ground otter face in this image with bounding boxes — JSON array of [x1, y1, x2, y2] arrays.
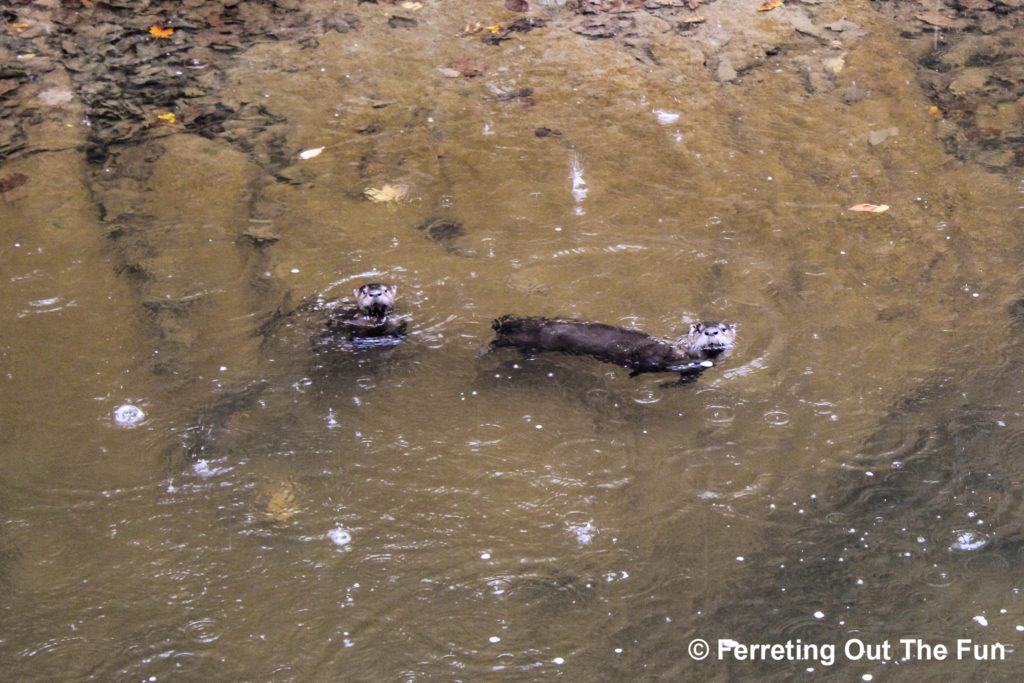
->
[[680, 322, 737, 354], [354, 283, 397, 318]]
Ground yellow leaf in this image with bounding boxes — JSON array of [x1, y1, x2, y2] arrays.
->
[[848, 203, 890, 213], [683, 17, 706, 24], [487, 25, 503, 34], [757, 0, 783, 11], [928, 105, 943, 120], [149, 25, 174, 39], [364, 184, 409, 203], [157, 112, 176, 123]]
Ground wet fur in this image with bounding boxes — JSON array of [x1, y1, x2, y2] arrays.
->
[[325, 283, 407, 344], [490, 316, 735, 379]]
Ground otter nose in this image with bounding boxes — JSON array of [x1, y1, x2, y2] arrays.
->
[[704, 327, 718, 336]]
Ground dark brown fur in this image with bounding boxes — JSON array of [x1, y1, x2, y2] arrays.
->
[[490, 316, 735, 378], [326, 283, 407, 344]]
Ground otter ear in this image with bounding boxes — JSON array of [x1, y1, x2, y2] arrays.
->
[[690, 323, 704, 334], [386, 285, 397, 296], [353, 287, 361, 299]]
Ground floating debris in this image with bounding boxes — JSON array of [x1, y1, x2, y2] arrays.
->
[[299, 146, 325, 160]]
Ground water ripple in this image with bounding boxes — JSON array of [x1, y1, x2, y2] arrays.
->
[[184, 617, 223, 644]]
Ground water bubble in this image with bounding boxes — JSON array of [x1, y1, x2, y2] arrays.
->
[[328, 528, 352, 546], [113, 404, 146, 427], [949, 530, 987, 551]]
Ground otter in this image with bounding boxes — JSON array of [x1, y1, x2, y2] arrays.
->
[[489, 316, 735, 380], [323, 283, 407, 347], [259, 283, 407, 352]]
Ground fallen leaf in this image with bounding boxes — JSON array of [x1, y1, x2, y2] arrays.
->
[[915, 11, 956, 28], [928, 105, 943, 120], [0, 79, 19, 96], [757, 0, 783, 11], [0, 173, 29, 194], [457, 23, 485, 37], [364, 184, 408, 203], [848, 203, 890, 213], [157, 112, 176, 123], [451, 56, 484, 77], [682, 16, 706, 24], [505, 0, 530, 11], [206, 11, 234, 28], [299, 147, 325, 160], [401, 1, 423, 9], [487, 25, 503, 34], [80, 0, 93, 7], [438, 67, 462, 78], [149, 25, 174, 39]]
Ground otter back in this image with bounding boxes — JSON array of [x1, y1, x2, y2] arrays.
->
[[490, 315, 697, 377]]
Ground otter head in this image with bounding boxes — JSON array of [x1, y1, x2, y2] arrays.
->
[[676, 322, 737, 359], [354, 283, 397, 319]]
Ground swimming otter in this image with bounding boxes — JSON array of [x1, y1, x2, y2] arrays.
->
[[259, 283, 407, 351], [323, 283, 407, 346], [489, 316, 735, 380]]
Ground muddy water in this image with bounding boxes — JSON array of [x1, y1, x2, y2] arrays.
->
[[2, 0, 1024, 679]]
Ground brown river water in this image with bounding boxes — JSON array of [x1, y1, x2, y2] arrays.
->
[[2, 0, 1024, 679]]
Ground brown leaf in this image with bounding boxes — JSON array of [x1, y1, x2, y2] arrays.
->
[[0, 173, 28, 193], [206, 11, 235, 28], [505, 0, 530, 11], [915, 11, 956, 28], [452, 56, 484, 77], [577, 0, 643, 12], [0, 79, 19, 97]]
